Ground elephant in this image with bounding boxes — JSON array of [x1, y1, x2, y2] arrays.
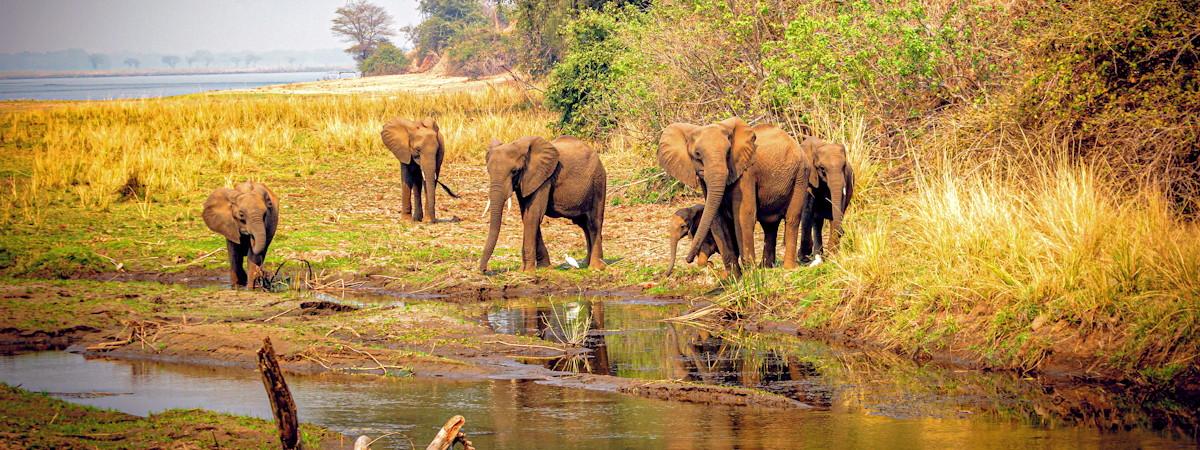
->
[[658, 118, 814, 274], [381, 117, 459, 223], [202, 182, 278, 288], [479, 135, 607, 272], [665, 204, 731, 275], [799, 136, 854, 260]]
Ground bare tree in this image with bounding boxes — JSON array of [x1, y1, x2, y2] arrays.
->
[[88, 53, 109, 69], [189, 50, 214, 67], [162, 55, 181, 68], [123, 57, 140, 68], [331, 0, 397, 64]]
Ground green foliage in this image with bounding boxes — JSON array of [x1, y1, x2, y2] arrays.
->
[[408, 0, 487, 54], [545, 8, 645, 137], [444, 25, 517, 78], [513, 0, 649, 77], [360, 43, 410, 76]]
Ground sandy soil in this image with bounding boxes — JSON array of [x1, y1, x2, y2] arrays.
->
[[246, 70, 517, 96]]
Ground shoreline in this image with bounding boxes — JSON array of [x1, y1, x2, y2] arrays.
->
[[0, 67, 357, 80]]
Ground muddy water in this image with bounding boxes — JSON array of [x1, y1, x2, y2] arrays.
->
[[2, 295, 1197, 448]]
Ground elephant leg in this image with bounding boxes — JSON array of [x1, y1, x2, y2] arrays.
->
[[761, 220, 779, 268], [400, 164, 414, 220], [411, 167, 424, 223], [227, 240, 248, 288], [783, 186, 807, 269], [587, 212, 605, 269], [731, 182, 758, 268], [535, 228, 551, 268], [520, 189, 550, 271], [799, 195, 816, 262], [813, 218, 826, 256], [573, 218, 591, 267]]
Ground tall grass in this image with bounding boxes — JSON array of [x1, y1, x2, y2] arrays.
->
[[719, 105, 1200, 382], [0, 86, 550, 214]]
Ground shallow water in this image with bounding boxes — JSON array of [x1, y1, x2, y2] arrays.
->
[[2, 295, 1197, 448], [0, 71, 328, 100]]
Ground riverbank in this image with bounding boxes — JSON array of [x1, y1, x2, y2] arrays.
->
[[0, 383, 338, 449], [1, 80, 1196, 395]]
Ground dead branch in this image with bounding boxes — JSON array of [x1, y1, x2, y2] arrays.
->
[[257, 337, 301, 450]]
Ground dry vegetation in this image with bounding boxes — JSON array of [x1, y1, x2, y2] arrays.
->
[[1, 0, 1197, 390]]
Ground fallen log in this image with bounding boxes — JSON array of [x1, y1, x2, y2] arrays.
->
[[258, 337, 301, 450], [426, 415, 474, 450]]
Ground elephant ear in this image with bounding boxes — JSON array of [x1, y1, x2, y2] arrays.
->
[[518, 136, 560, 194], [202, 188, 241, 243], [801, 137, 821, 188], [381, 118, 417, 164], [718, 117, 756, 185], [657, 123, 700, 189]]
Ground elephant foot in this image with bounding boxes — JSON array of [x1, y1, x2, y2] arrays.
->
[[401, 213, 414, 221], [588, 259, 607, 270]]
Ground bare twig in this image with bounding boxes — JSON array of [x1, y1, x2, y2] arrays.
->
[[483, 340, 567, 353], [263, 306, 299, 322]]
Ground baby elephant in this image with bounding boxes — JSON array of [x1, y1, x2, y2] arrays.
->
[[666, 205, 721, 275], [381, 117, 459, 223], [203, 182, 278, 288], [479, 136, 607, 272]]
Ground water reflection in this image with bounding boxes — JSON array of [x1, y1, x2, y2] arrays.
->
[[481, 298, 1200, 444]]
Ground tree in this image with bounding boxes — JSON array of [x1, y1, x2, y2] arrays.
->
[[407, 0, 486, 55], [245, 54, 261, 67], [229, 56, 242, 67], [88, 53, 109, 69], [360, 42, 411, 76], [189, 50, 214, 67], [162, 55, 181, 68], [287, 57, 297, 67], [331, 0, 397, 64], [123, 57, 140, 68]]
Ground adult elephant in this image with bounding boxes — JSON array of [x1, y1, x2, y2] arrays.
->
[[800, 136, 854, 260], [479, 136, 607, 272], [381, 117, 458, 223], [658, 118, 813, 274], [202, 182, 278, 288]]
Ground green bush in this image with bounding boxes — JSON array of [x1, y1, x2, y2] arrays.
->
[[545, 8, 645, 137], [360, 43, 411, 76], [444, 25, 516, 78]]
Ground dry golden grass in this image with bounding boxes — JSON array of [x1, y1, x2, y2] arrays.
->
[[0, 86, 550, 214]]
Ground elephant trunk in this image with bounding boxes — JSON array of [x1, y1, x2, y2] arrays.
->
[[422, 160, 437, 222], [249, 218, 267, 256], [828, 175, 846, 252], [479, 181, 511, 272], [665, 225, 685, 276], [687, 170, 726, 263]]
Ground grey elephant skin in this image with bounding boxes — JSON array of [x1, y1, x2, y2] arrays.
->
[[658, 118, 815, 275], [381, 117, 459, 223], [479, 136, 607, 272], [202, 182, 279, 288]]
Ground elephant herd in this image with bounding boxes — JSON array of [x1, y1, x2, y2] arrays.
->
[[202, 116, 853, 288]]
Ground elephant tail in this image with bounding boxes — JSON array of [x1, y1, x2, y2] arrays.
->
[[437, 180, 461, 198]]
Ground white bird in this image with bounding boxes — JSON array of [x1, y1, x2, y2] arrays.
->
[[564, 254, 581, 269], [807, 254, 823, 267]]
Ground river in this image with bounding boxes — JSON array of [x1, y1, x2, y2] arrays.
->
[[0, 71, 334, 100], [1, 296, 1195, 448]]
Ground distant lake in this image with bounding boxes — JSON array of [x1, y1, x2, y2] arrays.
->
[[0, 71, 338, 101]]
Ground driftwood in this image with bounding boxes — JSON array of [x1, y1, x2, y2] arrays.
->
[[258, 337, 301, 450], [426, 415, 474, 450]]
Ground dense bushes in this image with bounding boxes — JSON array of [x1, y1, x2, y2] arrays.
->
[[445, 25, 518, 78], [360, 43, 410, 76]]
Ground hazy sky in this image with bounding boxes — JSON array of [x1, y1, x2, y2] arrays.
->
[[0, 0, 421, 54]]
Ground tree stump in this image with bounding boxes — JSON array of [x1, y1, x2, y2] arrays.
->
[[258, 337, 301, 450], [426, 415, 471, 450]]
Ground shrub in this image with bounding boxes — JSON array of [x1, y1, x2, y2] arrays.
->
[[360, 43, 411, 76], [444, 26, 516, 78], [545, 8, 645, 137]]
